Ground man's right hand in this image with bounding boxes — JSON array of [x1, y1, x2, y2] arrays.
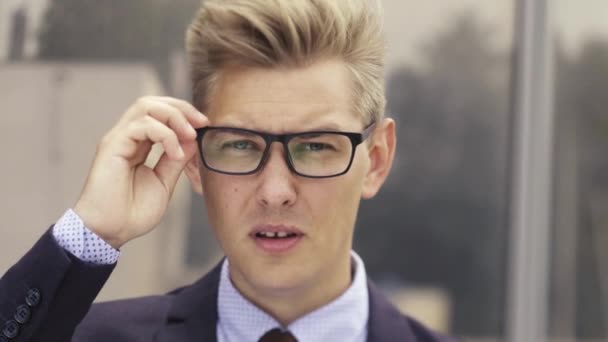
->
[[73, 96, 209, 249]]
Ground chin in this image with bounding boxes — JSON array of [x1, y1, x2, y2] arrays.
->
[[249, 262, 313, 294]]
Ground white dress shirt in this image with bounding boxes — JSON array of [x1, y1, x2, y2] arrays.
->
[[217, 253, 369, 342], [53, 209, 120, 264]]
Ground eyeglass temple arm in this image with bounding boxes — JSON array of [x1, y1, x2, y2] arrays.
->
[[362, 121, 377, 139]]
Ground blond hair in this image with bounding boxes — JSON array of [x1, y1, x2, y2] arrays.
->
[[186, 0, 386, 123]]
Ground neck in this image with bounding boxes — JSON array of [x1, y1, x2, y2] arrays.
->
[[229, 254, 352, 326]]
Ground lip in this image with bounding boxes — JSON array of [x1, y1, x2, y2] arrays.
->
[[250, 224, 305, 254], [250, 224, 305, 236]]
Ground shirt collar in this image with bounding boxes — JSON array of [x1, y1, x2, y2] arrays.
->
[[217, 251, 369, 342]]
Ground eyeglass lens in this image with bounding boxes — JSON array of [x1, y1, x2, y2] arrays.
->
[[200, 129, 354, 177]]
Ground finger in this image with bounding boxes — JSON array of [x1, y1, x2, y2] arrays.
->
[[143, 100, 197, 141], [131, 140, 154, 166], [153, 140, 198, 195], [127, 116, 184, 160], [120, 96, 204, 132], [156, 97, 209, 127]]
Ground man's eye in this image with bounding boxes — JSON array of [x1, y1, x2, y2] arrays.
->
[[223, 140, 254, 150], [305, 143, 327, 151], [299, 142, 335, 152]]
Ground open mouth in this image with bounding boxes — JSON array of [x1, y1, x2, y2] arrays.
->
[[255, 232, 300, 239], [251, 226, 304, 253]]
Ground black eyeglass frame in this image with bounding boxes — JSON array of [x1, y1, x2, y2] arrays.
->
[[195, 122, 376, 179]]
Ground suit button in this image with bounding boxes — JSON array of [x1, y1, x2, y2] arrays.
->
[[2, 320, 19, 338], [25, 288, 42, 307], [15, 304, 31, 324]]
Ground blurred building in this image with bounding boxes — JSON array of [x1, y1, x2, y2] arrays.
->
[[0, 0, 49, 61], [0, 63, 218, 301]]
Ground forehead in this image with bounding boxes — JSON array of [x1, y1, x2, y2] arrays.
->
[[206, 59, 363, 132]]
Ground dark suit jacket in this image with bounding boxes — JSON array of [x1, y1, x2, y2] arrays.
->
[[0, 228, 457, 341]]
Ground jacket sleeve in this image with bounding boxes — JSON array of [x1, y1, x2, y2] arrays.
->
[[0, 227, 115, 342]]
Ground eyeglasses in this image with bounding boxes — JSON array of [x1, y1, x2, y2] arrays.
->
[[195, 122, 376, 178]]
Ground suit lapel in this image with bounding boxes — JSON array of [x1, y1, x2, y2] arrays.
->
[[366, 279, 418, 342], [154, 260, 223, 342]]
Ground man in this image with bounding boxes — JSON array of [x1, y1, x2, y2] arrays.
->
[[0, 0, 456, 341]]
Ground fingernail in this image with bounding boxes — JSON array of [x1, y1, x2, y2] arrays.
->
[[186, 123, 196, 134]]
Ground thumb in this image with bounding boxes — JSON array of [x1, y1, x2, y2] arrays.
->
[[153, 140, 198, 195]]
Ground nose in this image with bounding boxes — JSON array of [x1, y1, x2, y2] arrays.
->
[[255, 143, 297, 208]]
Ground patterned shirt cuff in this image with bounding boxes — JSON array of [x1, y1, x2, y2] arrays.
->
[[52, 208, 120, 265]]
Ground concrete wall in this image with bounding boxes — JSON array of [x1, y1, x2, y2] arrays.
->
[[0, 63, 203, 301]]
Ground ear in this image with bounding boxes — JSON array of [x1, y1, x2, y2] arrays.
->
[[361, 118, 396, 199], [184, 154, 204, 195]]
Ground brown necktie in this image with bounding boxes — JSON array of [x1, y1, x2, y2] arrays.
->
[[258, 328, 298, 342]]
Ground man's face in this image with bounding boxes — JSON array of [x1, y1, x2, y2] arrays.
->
[[186, 59, 394, 298]]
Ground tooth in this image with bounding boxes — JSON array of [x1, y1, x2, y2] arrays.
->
[[264, 232, 277, 238], [277, 232, 287, 238]]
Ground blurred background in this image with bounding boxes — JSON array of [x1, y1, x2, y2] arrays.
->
[[0, 0, 606, 341]]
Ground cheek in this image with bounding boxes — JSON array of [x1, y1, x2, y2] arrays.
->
[[309, 177, 362, 232], [201, 174, 244, 226], [202, 170, 237, 197], [328, 163, 367, 225]]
